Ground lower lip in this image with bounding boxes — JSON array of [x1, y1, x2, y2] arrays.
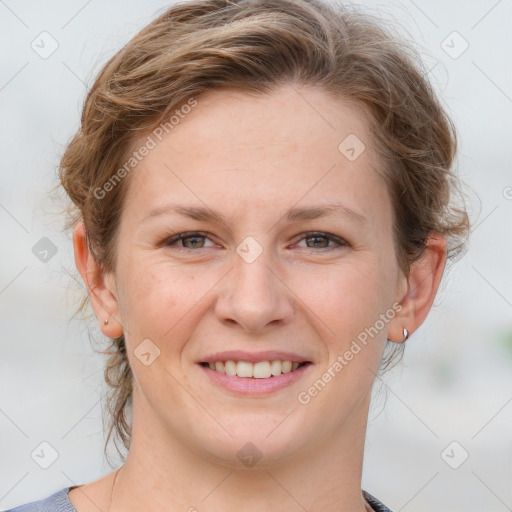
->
[[198, 363, 313, 396]]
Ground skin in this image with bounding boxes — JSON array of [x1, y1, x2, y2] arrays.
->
[[70, 84, 446, 512]]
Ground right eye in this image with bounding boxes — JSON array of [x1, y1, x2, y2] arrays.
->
[[162, 231, 215, 250]]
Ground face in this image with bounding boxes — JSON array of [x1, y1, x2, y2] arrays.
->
[[102, 85, 407, 466]]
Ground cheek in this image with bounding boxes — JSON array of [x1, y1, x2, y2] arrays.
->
[[304, 260, 383, 327], [303, 258, 392, 368], [116, 256, 185, 340], [118, 257, 221, 353]]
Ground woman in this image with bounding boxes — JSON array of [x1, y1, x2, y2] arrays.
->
[[7, 0, 470, 510]]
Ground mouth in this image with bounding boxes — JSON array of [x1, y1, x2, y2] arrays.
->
[[199, 360, 312, 378], [197, 359, 313, 395]]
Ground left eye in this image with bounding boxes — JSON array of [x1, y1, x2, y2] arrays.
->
[[296, 232, 348, 250], [162, 231, 347, 251]]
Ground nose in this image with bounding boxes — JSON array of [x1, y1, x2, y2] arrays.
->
[[214, 247, 294, 334]]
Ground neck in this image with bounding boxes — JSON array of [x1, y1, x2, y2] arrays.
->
[[110, 389, 373, 512]]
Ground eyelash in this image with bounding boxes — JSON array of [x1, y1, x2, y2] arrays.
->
[[162, 231, 348, 252]]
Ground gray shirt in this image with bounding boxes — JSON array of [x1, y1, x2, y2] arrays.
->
[[5, 487, 393, 511]]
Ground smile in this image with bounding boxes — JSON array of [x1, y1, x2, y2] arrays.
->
[[198, 360, 313, 395], [200, 360, 311, 378]]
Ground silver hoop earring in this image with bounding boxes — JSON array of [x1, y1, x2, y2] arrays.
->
[[403, 327, 409, 341]]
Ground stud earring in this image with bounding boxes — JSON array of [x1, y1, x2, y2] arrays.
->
[[403, 327, 409, 341], [104, 318, 109, 325]]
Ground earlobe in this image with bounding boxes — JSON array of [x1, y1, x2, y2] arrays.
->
[[387, 325, 410, 344], [73, 221, 124, 338], [388, 233, 447, 343]]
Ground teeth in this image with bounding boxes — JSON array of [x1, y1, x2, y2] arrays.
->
[[271, 360, 282, 376], [225, 360, 237, 376], [237, 361, 253, 378], [205, 360, 303, 378]]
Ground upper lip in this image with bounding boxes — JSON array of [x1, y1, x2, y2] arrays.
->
[[198, 350, 313, 364]]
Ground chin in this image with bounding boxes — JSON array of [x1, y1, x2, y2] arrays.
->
[[193, 419, 310, 469]]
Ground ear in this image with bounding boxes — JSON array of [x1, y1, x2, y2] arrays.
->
[[388, 233, 447, 343], [73, 221, 124, 338]]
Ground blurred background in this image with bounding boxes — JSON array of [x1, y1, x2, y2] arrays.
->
[[0, 0, 511, 510]]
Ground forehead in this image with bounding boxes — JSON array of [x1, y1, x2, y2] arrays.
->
[[122, 85, 392, 230]]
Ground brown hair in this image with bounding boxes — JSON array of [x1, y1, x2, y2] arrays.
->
[[57, 0, 470, 463]]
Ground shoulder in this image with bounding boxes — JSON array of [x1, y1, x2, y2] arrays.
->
[[4, 487, 75, 512], [363, 489, 394, 512]]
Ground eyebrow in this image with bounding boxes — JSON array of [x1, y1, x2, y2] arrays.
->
[[141, 202, 367, 225]]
